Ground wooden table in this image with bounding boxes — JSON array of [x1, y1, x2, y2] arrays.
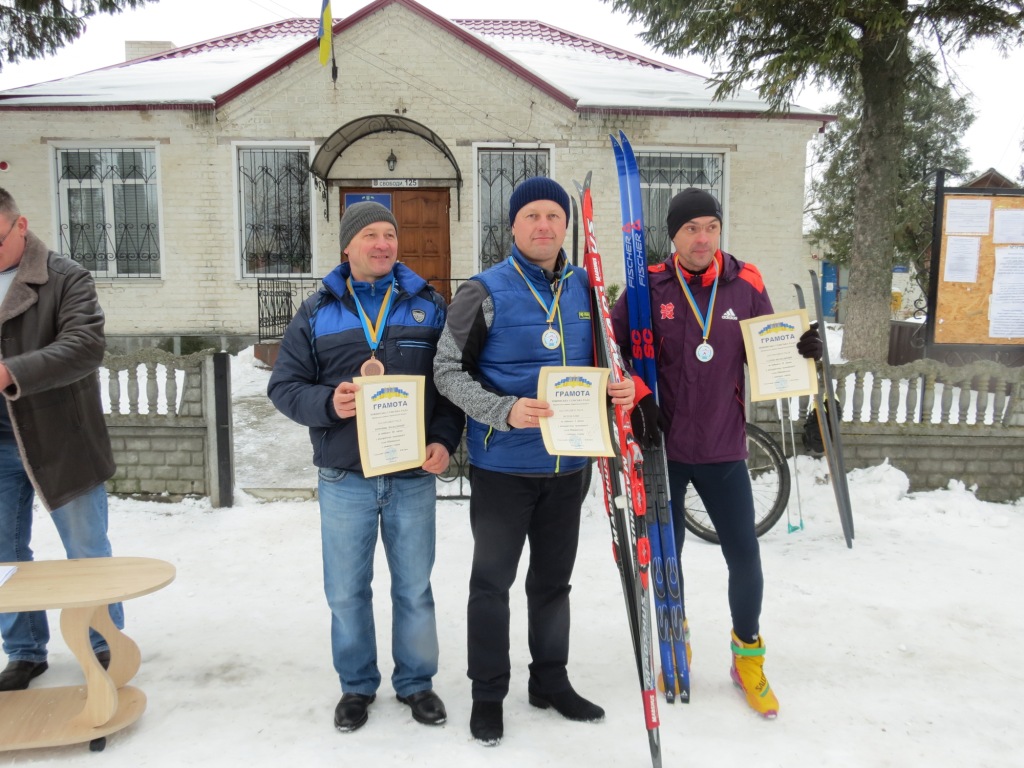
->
[[0, 557, 175, 751]]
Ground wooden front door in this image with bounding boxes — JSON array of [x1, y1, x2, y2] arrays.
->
[[340, 189, 452, 301]]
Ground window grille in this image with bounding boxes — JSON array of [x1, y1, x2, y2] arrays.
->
[[477, 149, 550, 272], [636, 151, 724, 264], [238, 147, 313, 277], [55, 147, 161, 278]]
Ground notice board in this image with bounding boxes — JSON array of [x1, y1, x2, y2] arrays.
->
[[932, 192, 1024, 346]]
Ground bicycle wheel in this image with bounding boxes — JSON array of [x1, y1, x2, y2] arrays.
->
[[682, 423, 791, 544]]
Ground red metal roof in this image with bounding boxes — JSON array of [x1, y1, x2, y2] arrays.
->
[[453, 19, 698, 75], [136, 18, 319, 62]]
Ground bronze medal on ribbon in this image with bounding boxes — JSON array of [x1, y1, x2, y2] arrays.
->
[[360, 357, 385, 376]]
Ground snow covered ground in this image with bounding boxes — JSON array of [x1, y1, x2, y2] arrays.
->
[[2, 349, 1021, 767]]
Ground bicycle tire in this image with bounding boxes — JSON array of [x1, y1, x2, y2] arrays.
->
[[682, 423, 791, 544]]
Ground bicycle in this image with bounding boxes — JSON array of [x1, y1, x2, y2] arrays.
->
[[682, 423, 790, 544]]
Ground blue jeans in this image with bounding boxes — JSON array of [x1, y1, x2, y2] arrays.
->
[[0, 441, 124, 663], [318, 468, 439, 698]]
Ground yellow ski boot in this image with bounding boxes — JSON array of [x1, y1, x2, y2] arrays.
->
[[730, 630, 779, 718]]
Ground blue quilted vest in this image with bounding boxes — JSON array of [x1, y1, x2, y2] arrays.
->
[[466, 248, 593, 475]]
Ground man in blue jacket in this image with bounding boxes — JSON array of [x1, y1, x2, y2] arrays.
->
[[268, 201, 463, 734], [434, 177, 635, 746]]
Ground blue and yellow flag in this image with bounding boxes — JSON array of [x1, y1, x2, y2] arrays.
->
[[317, 0, 333, 66]]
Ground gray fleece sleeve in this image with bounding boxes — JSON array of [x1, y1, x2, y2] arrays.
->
[[433, 280, 517, 432]]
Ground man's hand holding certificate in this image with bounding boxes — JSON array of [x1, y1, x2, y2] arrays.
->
[[537, 366, 615, 457], [351, 375, 427, 477], [739, 310, 820, 402]]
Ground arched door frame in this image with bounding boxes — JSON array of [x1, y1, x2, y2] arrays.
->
[[309, 114, 463, 221]]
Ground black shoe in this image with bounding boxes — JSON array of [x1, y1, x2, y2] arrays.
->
[[528, 685, 605, 722], [470, 700, 503, 746], [0, 660, 48, 692], [397, 689, 447, 725], [95, 650, 111, 670], [334, 693, 375, 733]]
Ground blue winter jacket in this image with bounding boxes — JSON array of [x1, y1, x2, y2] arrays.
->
[[268, 261, 464, 474]]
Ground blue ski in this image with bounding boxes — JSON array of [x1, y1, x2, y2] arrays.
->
[[612, 131, 690, 703]]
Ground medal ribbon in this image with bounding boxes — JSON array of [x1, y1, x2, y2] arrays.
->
[[346, 277, 396, 356], [673, 254, 719, 345], [510, 256, 569, 326]]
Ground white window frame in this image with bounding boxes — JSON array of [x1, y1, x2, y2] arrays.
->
[[53, 143, 163, 279], [233, 141, 317, 280]]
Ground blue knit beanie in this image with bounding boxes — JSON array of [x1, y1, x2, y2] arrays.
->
[[508, 176, 570, 226]]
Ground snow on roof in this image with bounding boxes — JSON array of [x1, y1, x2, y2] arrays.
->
[[456, 19, 817, 115], [0, 19, 317, 108], [0, 12, 820, 117]]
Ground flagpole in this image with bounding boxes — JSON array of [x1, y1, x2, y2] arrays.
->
[[331, 21, 338, 86]]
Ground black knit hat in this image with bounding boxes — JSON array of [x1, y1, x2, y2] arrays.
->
[[339, 201, 398, 252], [508, 176, 570, 226], [667, 188, 722, 239]]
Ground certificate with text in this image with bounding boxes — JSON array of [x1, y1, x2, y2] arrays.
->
[[740, 310, 819, 402], [537, 366, 615, 457], [353, 375, 426, 477]]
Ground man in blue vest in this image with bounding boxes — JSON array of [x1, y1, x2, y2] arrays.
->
[[434, 177, 635, 746]]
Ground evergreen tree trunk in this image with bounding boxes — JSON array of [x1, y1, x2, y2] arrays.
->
[[842, 30, 912, 363]]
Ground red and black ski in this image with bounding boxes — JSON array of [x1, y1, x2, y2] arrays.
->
[[576, 172, 661, 768]]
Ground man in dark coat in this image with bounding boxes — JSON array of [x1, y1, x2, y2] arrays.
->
[[0, 186, 120, 691]]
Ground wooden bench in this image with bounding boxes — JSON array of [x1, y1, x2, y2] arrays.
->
[[0, 557, 175, 751]]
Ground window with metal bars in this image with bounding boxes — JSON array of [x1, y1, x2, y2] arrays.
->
[[237, 147, 313, 277], [55, 147, 161, 278], [636, 151, 724, 264], [477, 148, 550, 272]]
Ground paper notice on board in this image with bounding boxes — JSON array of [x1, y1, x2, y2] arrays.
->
[[993, 246, 1024, 293], [993, 209, 1024, 244], [989, 295, 1024, 338], [945, 198, 991, 234], [943, 236, 980, 282]]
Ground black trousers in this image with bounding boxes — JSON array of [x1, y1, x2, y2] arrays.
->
[[667, 459, 764, 642], [466, 465, 587, 701]]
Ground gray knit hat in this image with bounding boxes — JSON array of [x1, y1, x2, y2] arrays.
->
[[339, 201, 398, 252], [508, 176, 570, 226]]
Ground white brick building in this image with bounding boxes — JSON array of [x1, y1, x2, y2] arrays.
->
[[0, 0, 827, 351]]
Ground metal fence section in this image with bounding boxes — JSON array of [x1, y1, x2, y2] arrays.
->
[[258, 277, 469, 342]]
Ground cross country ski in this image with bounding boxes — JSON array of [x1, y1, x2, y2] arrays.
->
[[611, 131, 691, 702], [794, 276, 855, 547], [575, 172, 662, 768]]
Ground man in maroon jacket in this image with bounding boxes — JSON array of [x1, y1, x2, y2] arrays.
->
[[611, 188, 821, 719]]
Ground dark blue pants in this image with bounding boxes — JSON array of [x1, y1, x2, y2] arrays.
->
[[466, 466, 586, 701], [667, 460, 763, 642]]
